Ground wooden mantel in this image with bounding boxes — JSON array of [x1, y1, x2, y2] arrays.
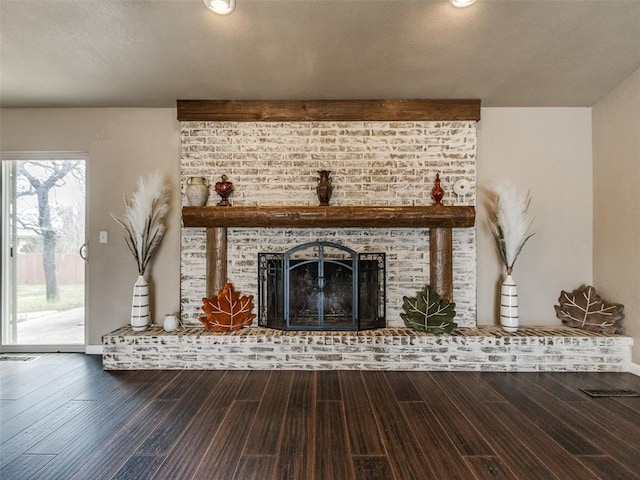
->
[[182, 205, 475, 229], [177, 99, 481, 122], [181, 205, 475, 304]]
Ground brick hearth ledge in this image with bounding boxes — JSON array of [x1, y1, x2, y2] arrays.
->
[[102, 326, 632, 371]]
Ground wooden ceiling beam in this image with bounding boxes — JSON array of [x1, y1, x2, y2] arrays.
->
[[176, 99, 481, 122]]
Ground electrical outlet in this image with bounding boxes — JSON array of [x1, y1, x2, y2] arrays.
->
[[99, 231, 108, 244]]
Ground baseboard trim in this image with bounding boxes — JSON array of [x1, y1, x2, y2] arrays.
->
[[628, 362, 640, 376], [85, 345, 103, 355]]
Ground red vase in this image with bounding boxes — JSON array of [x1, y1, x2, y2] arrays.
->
[[316, 170, 333, 206], [431, 173, 444, 206], [214, 175, 234, 206]]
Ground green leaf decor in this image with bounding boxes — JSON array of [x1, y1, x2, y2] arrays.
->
[[401, 285, 457, 334]]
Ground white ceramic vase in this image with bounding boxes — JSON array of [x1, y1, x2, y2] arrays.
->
[[131, 275, 150, 331], [186, 177, 210, 206], [500, 273, 519, 332]]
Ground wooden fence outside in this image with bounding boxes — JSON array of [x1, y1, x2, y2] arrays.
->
[[17, 253, 84, 285]]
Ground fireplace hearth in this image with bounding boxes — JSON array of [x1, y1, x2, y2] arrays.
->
[[258, 241, 385, 331]]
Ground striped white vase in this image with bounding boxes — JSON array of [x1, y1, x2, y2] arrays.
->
[[131, 275, 150, 331], [500, 273, 519, 332]]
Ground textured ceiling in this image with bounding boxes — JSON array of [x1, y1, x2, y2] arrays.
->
[[1, 0, 639, 108]]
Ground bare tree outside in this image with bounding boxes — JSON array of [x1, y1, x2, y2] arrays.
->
[[16, 160, 85, 302]]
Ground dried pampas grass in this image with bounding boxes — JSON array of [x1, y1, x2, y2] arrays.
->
[[486, 182, 534, 274], [111, 171, 170, 276]]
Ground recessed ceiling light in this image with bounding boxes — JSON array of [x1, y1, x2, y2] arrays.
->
[[204, 0, 235, 15], [449, 0, 477, 7]]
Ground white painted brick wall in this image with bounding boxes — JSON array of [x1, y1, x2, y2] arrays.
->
[[180, 121, 477, 327]]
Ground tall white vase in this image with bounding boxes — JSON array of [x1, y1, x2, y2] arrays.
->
[[131, 275, 150, 331], [500, 273, 519, 332]]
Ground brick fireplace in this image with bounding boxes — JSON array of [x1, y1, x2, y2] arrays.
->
[[179, 103, 478, 327], [101, 100, 632, 372]]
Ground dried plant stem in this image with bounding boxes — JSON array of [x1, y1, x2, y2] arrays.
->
[[111, 171, 170, 276], [487, 182, 534, 273]]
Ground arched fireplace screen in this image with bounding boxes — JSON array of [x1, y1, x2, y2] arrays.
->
[[258, 241, 385, 331]]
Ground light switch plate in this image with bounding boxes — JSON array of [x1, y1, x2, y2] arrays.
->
[[99, 231, 108, 244]]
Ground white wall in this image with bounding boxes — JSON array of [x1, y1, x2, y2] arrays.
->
[[1, 107, 595, 345], [0, 109, 182, 346], [476, 108, 593, 326], [593, 68, 640, 364]]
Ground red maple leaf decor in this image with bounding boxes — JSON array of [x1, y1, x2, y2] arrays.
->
[[200, 282, 256, 332]]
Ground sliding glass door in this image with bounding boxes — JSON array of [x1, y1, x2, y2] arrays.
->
[[1, 154, 87, 351]]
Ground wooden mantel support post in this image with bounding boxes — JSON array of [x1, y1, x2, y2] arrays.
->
[[206, 227, 227, 299], [429, 228, 453, 302]]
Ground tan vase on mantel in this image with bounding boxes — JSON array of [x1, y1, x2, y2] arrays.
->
[[186, 177, 210, 206]]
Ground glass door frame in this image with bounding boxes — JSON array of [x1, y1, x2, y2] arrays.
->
[[0, 151, 88, 353]]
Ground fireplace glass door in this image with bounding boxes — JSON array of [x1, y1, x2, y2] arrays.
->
[[258, 241, 385, 331]]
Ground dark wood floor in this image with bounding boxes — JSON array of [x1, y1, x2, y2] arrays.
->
[[1, 355, 640, 480]]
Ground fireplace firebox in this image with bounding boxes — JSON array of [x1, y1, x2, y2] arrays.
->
[[258, 241, 385, 331]]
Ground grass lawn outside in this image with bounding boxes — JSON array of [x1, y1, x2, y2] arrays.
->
[[17, 284, 84, 318]]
